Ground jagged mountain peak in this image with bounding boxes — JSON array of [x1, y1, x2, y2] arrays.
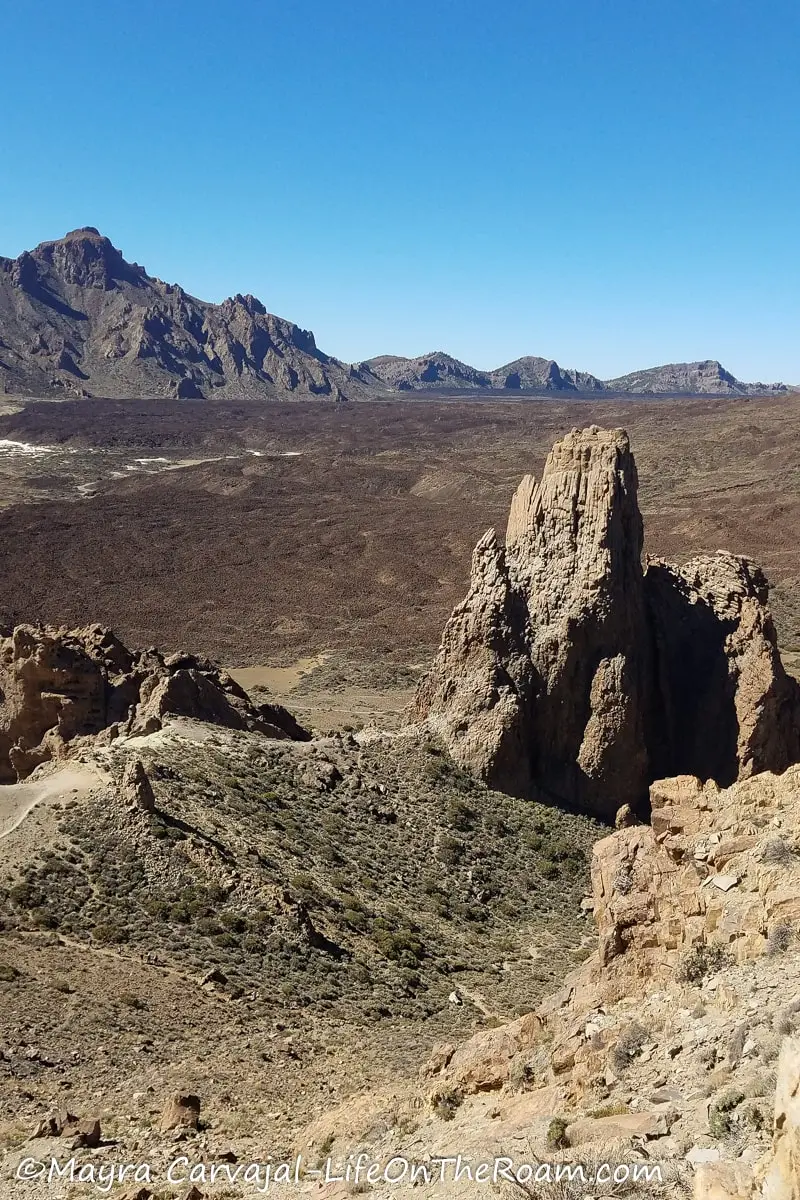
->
[[0, 229, 370, 400], [24, 227, 146, 291]]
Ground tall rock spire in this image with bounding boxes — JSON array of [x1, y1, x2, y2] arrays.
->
[[414, 426, 800, 819]]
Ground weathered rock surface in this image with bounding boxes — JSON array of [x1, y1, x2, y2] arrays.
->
[[646, 552, 800, 786], [31, 1107, 101, 1146], [119, 757, 156, 812], [414, 426, 800, 817], [159, 1092, 201, 1133], [592, 767, 800, 982], [410, 765, 800, 1189], [0, 623, 309, 781]]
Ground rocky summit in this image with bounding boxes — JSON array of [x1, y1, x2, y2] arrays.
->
[[0, 228, 374, 400], [413, 425, 800, 818]]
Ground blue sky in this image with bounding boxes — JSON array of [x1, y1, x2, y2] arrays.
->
[[1, 0, 798, 381]]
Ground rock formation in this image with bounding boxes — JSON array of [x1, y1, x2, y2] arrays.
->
[[591, 768, 800, 980], [646, 553, 800, 786], [119, 757, 156, 812], [414, 765, 800, 1182], [0, 623, 309, 782], [414, 426, 800, 818]]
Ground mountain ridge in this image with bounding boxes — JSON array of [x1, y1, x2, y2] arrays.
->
[[0, 229, 789, 400], [362, 350, 787, 396]]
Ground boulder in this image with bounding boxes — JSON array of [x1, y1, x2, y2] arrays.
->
[[31, 1109, 100, 1146], [32, 1107, 78, 1137], [421, 1012, 542, 1094], [67, 1117, 102, 1148], [160, 1092, 201, 1133]]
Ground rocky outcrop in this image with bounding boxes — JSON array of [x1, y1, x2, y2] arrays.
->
[[159, 1093, 201, 1134], [414, 426, 800, 818], [412, 529, 537, 797], [0, 623, 309, 782], [646, 553, 800, 786], [411, 765, 800, 1180], [119, 757, 156, 812], [590, 768, 800, 982]]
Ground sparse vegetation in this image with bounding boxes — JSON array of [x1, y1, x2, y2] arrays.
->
[[611, 1022, 649, 1071], [708, 1088, 745, 1138], [430, 1088, 463, 1121], [677, 943, 732, 985], [767, 922, 795, 956], [0, 730, 599, 1023], [545, 1116, 570, 1149], [760, 837, 796, 866]]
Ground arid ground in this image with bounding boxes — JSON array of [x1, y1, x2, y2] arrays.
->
[[1, 392, 799, 697]]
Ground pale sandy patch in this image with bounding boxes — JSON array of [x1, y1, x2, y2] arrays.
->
[[230, 654, 330, 695], [0, 763, 103, 839]]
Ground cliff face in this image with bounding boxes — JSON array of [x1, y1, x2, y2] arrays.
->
[[414, 426, 800, 818]]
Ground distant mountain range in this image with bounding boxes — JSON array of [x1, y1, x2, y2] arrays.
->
[[361, 352, 787, 396], [0, 229, 789, 400]]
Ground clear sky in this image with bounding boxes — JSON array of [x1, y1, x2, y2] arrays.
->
[[2, 0, 798, 382]]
